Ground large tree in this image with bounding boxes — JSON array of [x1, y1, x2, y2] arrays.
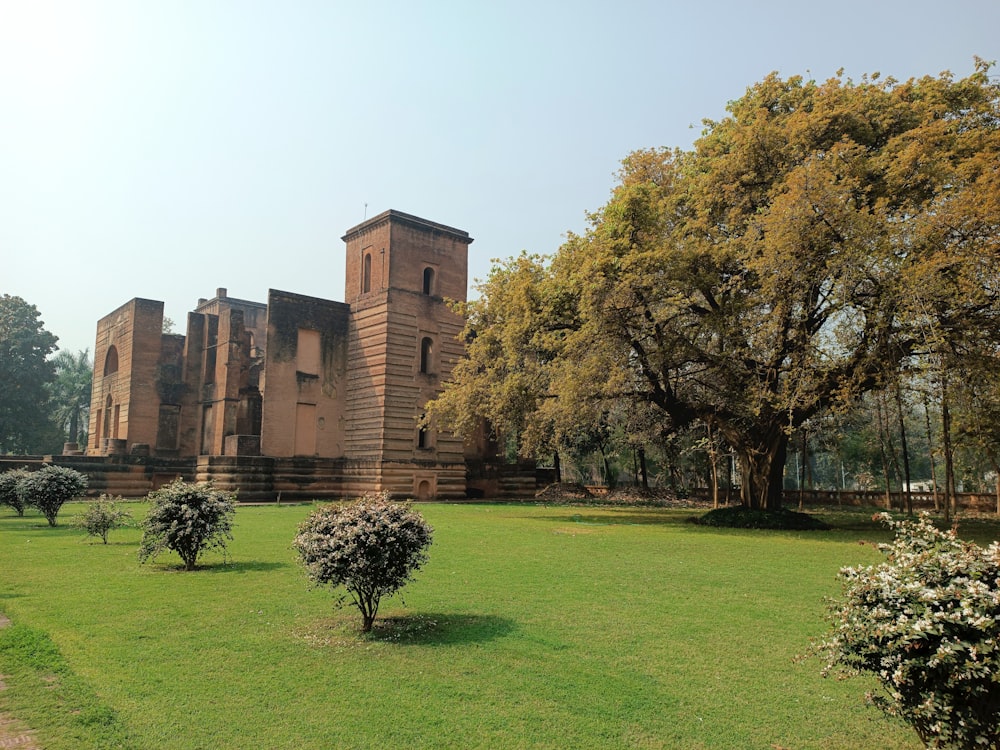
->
[[431, 63, 1000, 510], [0, 295, 59, 454]]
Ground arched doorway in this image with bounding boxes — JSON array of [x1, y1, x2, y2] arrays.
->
[[417, 480, 432, 501]]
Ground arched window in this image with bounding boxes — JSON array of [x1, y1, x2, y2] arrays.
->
[[422, 267, 435, 295], [362, 252, 372, 293], [103, 345, 119, 376], [419, 337, 433, 374]]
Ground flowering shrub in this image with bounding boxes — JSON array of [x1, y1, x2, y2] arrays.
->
[[293, 492, 433, 632], [816, 513, 1000, 749], [0, 468, 31, 516], [20, 465, 88, 526], [138, 480, 235, 570], [76, 495, 133, 544]]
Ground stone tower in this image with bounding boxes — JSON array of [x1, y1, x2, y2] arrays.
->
[[341, 210, 472, 498], [88, 298, 166, 456]]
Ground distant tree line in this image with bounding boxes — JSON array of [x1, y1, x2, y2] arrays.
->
[[0, 294, 92, 455]]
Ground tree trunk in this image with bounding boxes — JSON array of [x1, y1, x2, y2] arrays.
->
[[638, 448, 648, 490], [707, 424, 720, 509], [875, 396, 893, 510], [881, 391, 904, 502], [553, 451, 561, 484], [600, 445, 615, 490], [941, 374, 956, 523], [894, 382, 913, 515], [731, 429, 789, 511], [923, 392, 940, 512], [798, 430, 806, 511], [988, 453, 1000, 516], [355, 589, 379, 633], [996, 468, 1000, 517]]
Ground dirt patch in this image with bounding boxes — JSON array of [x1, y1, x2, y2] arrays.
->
[[534, 483, 594, 501], [0, 713, 39, 748]]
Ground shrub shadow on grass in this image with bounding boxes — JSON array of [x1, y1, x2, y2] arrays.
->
[[293, 612, 517, 650], [201, 560, 291, 574], [366, 612, 517, 646], [144, 559, 290, 573], [0, 520, 82, 534]]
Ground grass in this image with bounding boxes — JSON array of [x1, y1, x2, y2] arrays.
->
[[2, 501, 988, 749]]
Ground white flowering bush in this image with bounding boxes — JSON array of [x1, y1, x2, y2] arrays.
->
[[20, 465, 89, 526], [138, 480, 235, 570], [816, 513, 1000, 749], [76, 495, 133, 544], [293, 492, 433, 632], [0, 468, 31, 516]]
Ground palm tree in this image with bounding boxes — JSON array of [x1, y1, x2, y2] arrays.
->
[[48, 350, 93, 446]]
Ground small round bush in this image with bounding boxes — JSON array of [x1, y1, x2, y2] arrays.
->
[[293, 492, 433, 632], [20, 465, 89, 526], [816, 513, 1000, 749], [0, 468, 31, 516], [76, 495, 133, 544], [138, 480, 235, 570]]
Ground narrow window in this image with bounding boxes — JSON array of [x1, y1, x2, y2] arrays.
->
[[203, 325, 218, 384], [103, 345, 119, 376], [420, 337, 433, 374], [422, 267, 435, 295], [417, 414, 431, 449], [103, 395, 113, 439], [362, 252, 372, 293]]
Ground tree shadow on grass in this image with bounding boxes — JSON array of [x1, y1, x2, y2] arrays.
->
[[366, 612, 517, 646], [77, 539, 138, 547], [531, 511, 690, 527], [1, 521, 82, 535], [200, 560, 291, 574], [146, 560, 290, 574]]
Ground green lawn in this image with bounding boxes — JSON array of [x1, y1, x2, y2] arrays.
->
[[0, 501, 959, 749]]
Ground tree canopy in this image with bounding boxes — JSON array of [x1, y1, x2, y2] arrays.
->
[[427, 62, 1000, 509], [0, 295, 59, 454]]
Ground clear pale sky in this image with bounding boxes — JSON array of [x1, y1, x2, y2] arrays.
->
[[2, 0, 998, 357]]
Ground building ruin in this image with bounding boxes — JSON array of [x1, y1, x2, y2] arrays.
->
[[78, 210, 524, 500]]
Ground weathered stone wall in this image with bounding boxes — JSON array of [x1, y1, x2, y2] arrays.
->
[[260, 290, 350, 458]]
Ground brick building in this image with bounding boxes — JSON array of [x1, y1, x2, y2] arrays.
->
[[82, 210, 511, 500]]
